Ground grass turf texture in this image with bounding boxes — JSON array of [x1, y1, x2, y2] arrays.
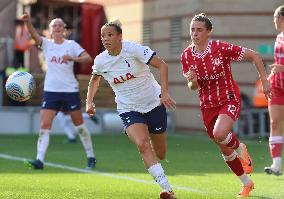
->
[[0, 133, 283, 199]]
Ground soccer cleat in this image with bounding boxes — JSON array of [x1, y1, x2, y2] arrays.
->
[[24, 159, 44, 170], [159, 190, 176, 199], [237, 181, 254, 198], [86, 157, 97, 169], [238, 143, 253, 174], [264, 166, 282, 176]]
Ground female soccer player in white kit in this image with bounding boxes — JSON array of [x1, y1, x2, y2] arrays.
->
[[86, 19, 176, 199], [21, 12, 97, 169]]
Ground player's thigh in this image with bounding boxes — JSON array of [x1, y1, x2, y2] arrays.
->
[[69, 109, 84, 126], [40, 109, 57, 129], [268, 105, 284, 135], [214, 101, 240, 138], [149, 133, 167, 158], [126, 123, 151, 147], [150, 133, 167, 149], [214, 114, 235, 140]]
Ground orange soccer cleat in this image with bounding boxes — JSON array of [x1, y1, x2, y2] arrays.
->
[[160, 190, 176, 199], [237, 180, 254, 198], [239, 143, 253, 174]]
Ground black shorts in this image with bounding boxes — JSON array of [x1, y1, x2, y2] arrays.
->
[[42, 91, 81, 112], [119, 105, 167, 134]]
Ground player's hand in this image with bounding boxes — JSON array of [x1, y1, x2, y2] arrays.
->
[[261, 79, 273, 99], [161, 92, 176, 110], [21, 12, 30, 22], [270, 64, 284, 73], [185, 68, 197, 82], [62, 54, 74, 62], [86, 102, 96, 116]]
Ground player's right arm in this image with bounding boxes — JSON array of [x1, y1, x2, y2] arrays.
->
[[181, 50, 198, 91], [188, 81, 198, 90], [21, 12, 42, 46], [86, 74, 101, 116]]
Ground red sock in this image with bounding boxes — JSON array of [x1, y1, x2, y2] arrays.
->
[[270, 143, 283, 158], [226, 156, 244, 176], [225, 133, 240, 149]]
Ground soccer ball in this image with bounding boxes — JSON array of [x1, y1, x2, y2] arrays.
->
[[5, 71, 36, 102]]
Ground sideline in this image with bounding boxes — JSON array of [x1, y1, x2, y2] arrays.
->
[[0, 153, 208, 195]]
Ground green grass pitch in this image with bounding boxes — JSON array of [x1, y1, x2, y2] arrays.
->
[[0, 133, 283, 199]]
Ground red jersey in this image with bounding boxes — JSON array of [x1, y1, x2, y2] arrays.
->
[[268, 32, 284, 105], [181, 40, 245, 108], [274, 32, 284, 65]]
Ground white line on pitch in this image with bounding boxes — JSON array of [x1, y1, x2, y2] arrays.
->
[[0, 153, 219, 196]]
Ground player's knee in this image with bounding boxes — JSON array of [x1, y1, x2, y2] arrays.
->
[[136, 139, 151, 155], [76, 124, 90, 136], [40, 121, 52, 129], [72, 119, 83, 126], [213, 130, 226, 142], [270, 119, 282, 131]]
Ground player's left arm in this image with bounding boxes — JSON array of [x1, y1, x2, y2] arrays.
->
[[243, 49, 272, 99], [149, 55, 176, 110]]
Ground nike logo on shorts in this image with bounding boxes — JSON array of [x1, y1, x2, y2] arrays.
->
[[70, 105, 77, 109]]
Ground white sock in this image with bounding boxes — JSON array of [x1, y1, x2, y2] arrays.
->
[[239, 174, 251, 186], [222, 151, 237, 161], [148, 163, 172, 192], [272, 157, 282, 170], [75, 123, 95, 158], [219, 132, 232, 145], [57, 112, 76, 140], [36, 129, 50, 162], [235, 144, 244, 158]]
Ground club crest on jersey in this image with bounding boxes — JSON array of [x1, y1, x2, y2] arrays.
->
[[50, 56, 68, 64], [213, 58, 222, 66], [114, 73, 136, 84]]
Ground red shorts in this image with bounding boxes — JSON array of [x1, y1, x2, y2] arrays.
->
[[268, 72, 284, 105], [201, 100, 241, 139]]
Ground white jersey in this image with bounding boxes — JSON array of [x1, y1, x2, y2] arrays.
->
[[92, 41, 161, 114], [41, 37, 85, 92]]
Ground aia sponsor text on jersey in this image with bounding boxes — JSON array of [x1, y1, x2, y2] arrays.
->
[[114, 73, 136, 84], [50, 56, 68, 64]]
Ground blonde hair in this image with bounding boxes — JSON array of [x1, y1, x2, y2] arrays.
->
[[48, 18, 68, 38], [102, 18, 122, 34], [275, 5, 284, 17]]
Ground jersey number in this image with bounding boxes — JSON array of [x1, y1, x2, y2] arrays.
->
[[227, 104, 236, 115]]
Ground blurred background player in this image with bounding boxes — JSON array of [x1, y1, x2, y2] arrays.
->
[[56, 111, 77, 143], [14, 19, 31, 68], [21, 12, 97, 170], [264, 5, 284, 176], [56, 111, 99, 143], [86, 19, 176, 199], [181, 13, 272, 198]]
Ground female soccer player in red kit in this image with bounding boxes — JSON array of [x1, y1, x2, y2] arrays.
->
[[181, 13, 272, 197], [264, 5, 284, 176]]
